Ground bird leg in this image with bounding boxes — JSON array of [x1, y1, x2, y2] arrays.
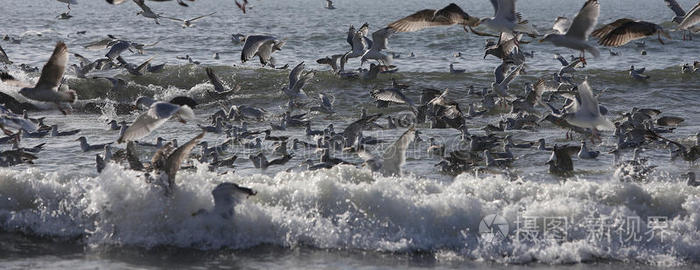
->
[[657, 33, 665, 45], [591, 128, 601, 144]]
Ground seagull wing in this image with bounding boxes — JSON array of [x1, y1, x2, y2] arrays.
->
[[164, 131, 205, 182], [118, 102, 193, 143], [288, 62, 305, 89], [664, 0, 687, 18], [495, 0, 518, 23], [370, 28, 393, 51], [35, 42, 68, 90], [188, 12, 216, 22], [133, 0, 155, 14], [241, 35, 275, 62], [380, 126, 416, 176], [577, 79, 602, 119], [565, 0, 600, 41], [552, 16, 571, 34], [343, 113, 383, 145], [591, 18, 634, 39], [679, 2, 700, 29], [371, 89, 410, 105], [205, 67, 227, 92], [597, 20, 662, 47], [387, 9, 448, 32], [500, 63, 523, 88]]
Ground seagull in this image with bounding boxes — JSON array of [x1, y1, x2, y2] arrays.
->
[[547, 144, 574, 175], [492, 63, 524, 98], [325, 0, 335, 9], [249, 152, 293, 169], [51, 124, 80, 136], [197, 182, 256, 219], [134, 0, 163, 24], [235, 0, 248, 14], [240, 35, 286, 66], [341, 24, 371, 71], [629, 66, 650, 80], [0, 45, 11, 64], [281, 62, 314, 100], [76, 136, 110, 152], [449, 63, 466, 73], [591, 19, 670, 46], [560, 79, 614, 142], [577, 141, 599, 159], [316, 54, 343, 73], [361, 28, 394, 66], [540, 0, 601, 59], [231, 33, 247, 43], [17, 42, 77, 114], [56, 0, 77, 10], [163, 12, 216, 28], [357, 126, 417, 177], [151, 132, 205, 195], [309, 93, 335, 114], [117, 102, 195, 143], [205, 67, 238, 98], [664, 0, 700, 39], [386, 3, 479, 33], [479, 0, 539, 36], [370, 86, 416, 114]]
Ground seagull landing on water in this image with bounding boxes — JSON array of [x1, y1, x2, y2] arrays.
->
[[540, 0, 600, 60], [560, 79, 614, 142]]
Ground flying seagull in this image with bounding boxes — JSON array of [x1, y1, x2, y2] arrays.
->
[[240, 35, 286, 67], [540, 0, 600, 59], [18, 42, 77, 114], [118, 102, 195, 143], [387, 3, 479, 33], [591, 19, 671, 47], [163, 12, 216, 28]]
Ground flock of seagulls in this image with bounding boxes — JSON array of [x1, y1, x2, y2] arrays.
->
[[0, 0, 697, 221]]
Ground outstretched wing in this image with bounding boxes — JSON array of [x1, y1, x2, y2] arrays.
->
[[566, 0, 600, 40], [381, 126, 416, 176], [36, 41, 68, 90]]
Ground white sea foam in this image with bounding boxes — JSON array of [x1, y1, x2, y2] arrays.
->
[[1, 165, 698, 265]]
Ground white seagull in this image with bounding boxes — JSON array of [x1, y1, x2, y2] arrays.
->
[[358, 126, 417, 177], [117, 102, 195, 143], [540, 0, 601, 59], [479, 0, 539, 36]]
